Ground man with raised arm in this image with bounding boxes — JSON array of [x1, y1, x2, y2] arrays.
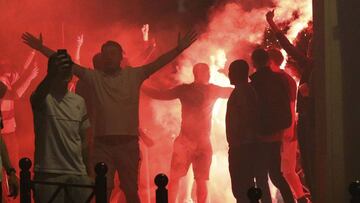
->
[[22, 31, 197, 203], [268, 49, 311, 203], [266, 10, 315, 197], [143, 63, 232, 203], [31, 52, 91, 203], [250, 48, 295, 203]]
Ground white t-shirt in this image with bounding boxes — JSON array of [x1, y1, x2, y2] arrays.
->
[[78, 68, 150, 137], [32, 92, 90, 175]]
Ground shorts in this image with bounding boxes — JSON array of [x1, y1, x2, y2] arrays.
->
[[281, 140, 298, 174], [170, 136, 212, 180]]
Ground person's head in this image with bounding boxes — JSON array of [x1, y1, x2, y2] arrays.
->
[[48, 53, 73, 92], [268, 48, 284, 71], [193, 63, 210, 84], [101, 41, 123, 72], [228, 59, 249, 85], [92, 53, 104, 71], [251, 48, 270, 70]]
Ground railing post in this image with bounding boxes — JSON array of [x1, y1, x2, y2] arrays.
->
[[349, 180, 360, 203], [95, 162, 108, 203], [19, 158, 32, 203], [155, 173, 168, 203], [247, 186, 262, 203]]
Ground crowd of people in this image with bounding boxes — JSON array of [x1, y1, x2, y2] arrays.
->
[[0, 10, 315, 203]]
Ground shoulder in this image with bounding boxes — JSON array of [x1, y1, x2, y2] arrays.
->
[[67, 92, 85, 104], [67, 92, 87, 112], [173, 84, 188, 94]]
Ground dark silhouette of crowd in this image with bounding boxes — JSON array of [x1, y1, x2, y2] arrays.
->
[[0, 9, 315, 203]]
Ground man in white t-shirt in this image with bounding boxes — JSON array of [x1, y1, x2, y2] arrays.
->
[[22, 31, 197, 203], [31, 52, 91, 203]]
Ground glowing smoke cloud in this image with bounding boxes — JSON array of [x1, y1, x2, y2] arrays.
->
[[149, 0, 312, 202]]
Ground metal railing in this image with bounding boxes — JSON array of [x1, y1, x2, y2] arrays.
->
[[19, 158, 107, 203], [154, 174, 262, 203]]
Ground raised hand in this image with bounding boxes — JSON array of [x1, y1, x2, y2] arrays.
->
[[77, 34, 84, 47], [266, 10, 275, 22], [22, 32, 43, 51], [142, 24, 149, 42], [30, 62, 40, 80], [177, 30, 198, 52], [48, 52, 73, 78]]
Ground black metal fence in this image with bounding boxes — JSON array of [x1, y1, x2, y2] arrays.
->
[[19, 159, 360, 203], [19, 158, 107, 203], [154, 174, 262, 203]]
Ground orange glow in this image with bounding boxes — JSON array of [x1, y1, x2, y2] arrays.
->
[[162, 1, 313, 202]]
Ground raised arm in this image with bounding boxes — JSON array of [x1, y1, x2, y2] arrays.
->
[[22, 32, 55, 57], [22, 32, 88, 78], [139, 24, 157, 65], [30, 53, 71, 110], [22, 50, 36, 71], [142, 86, 178, 100], [140, 31, 197, 76], [13, 62, 39, 98], [266, 10, 310, 67], [1, 62, 39, 100], [75, 34, 84, 64], [216, 86, 233, 98], [128, 24, 157, 66]]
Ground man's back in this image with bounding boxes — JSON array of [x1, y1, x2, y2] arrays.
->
[[175, 83, 229, 139], [226, 83, 258, 146], [250, 67, 292, 135]]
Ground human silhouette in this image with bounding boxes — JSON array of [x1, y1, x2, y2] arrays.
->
[[143, 63, 232, 203]]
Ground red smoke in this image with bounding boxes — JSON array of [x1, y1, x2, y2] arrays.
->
[[0, 0, 311, 202]]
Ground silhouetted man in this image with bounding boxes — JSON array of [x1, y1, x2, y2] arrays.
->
[[250, 48, 295, 203], [225, 60, 260, 203], [266, 10, 315, 196], [268, 49, 310, 203], [22, 31, 197, 203], [143, 63, 232, 203], [31, 52, 91, 203]]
